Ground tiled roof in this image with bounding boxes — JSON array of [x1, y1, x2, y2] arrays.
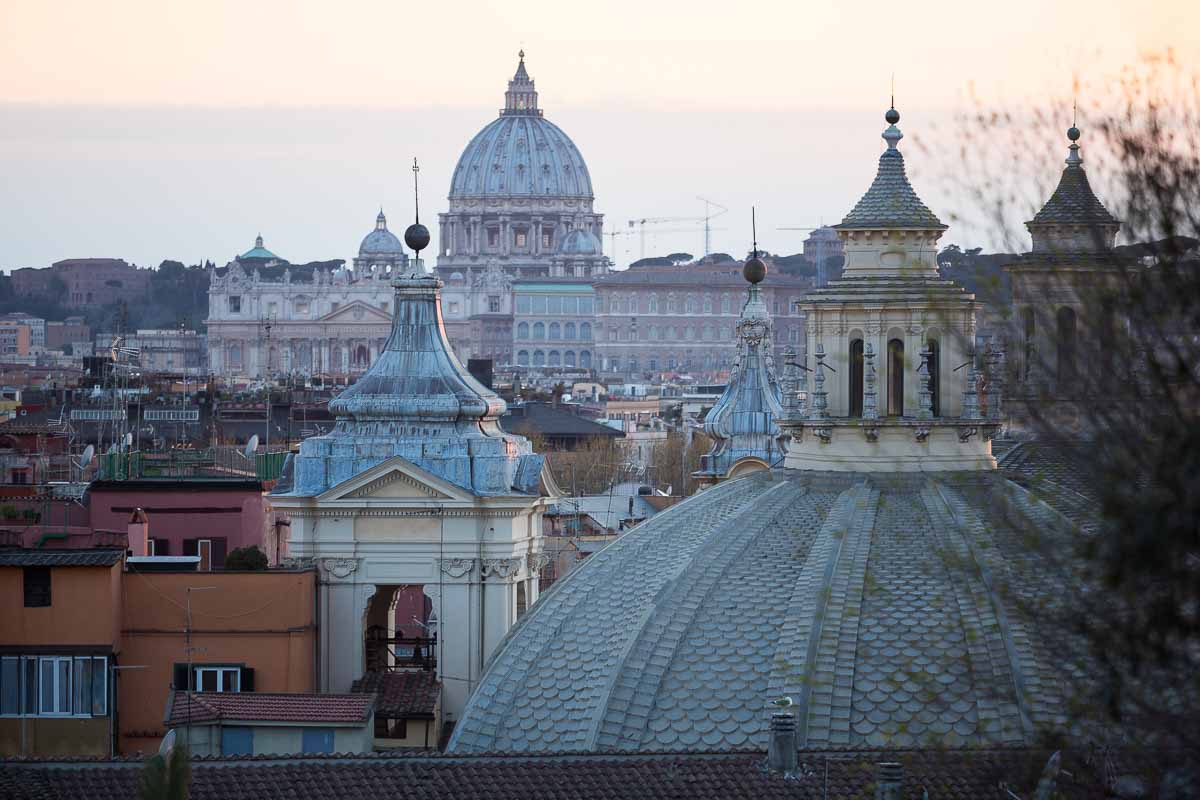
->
[[1029, 161, 1118, 226], [0, 747, 1130, 800], [164, 692, 375, 726], [503, 403, 624, 439], [350, 671, 440, 718], [0, 549, 124, 567], [837, 148, 945, 230], [450, 470, 1092, 754]]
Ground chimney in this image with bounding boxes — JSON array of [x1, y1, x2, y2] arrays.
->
[[876, 762, 902, 800], [765, 710, 797, 776], [127, 508, 149, 557]]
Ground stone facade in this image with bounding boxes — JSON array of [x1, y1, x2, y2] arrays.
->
[[592, 259, 810, 377], [11, 258, 152, 309], [512, 280, 596, 370], [206, 222, 406, 378]]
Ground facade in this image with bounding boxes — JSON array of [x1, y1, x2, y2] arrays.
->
[[803, 225, 845, 287], [512, 280, 596, 370], [592, 259, 810, 377], [162, 691, 375, 756], [45, 317, 90, 352], [271, 267, 551, 722], [206, 224, 404, 378], [1005, 124, 1121, 399], [10, 259, 152, 309], [95, 328, 207, 375], [0, 315, 45, 351], [436, 53, 609, 362], [0, 323, 31, 357]]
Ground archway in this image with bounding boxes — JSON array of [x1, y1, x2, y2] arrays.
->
[[849, 339, 864, 417], [887, 338, 904, 416]]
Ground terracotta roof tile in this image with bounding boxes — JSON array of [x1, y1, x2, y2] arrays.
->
[[164, 691, 374, 726], [0, 549, 124, 567], [350, 671, 440, 718]]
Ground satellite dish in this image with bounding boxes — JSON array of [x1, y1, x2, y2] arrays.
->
[[158, 728, 176, 758], [80, 445, 95, 468], [244, 434, 259, 460]]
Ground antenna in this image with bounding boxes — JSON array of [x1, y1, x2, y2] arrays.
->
[[412, 158, 421, 225], [890, 73, 895, 108], [751, 207, 759, 257], [1073, 98, 1078, 127]]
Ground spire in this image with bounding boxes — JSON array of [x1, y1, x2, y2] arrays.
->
[[376, 209, 387, 231], [502, 50, 540, 116], [1026, 120, 1120, 252], [836, 105, 946, 231]]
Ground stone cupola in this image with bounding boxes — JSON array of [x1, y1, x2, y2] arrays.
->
[[780, 106, 1001, 472], [694, 253, 787, 485], [1025, 124, 1121, 254]]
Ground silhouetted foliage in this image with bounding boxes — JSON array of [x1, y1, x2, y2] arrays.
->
[[225, 545, 268, 571]]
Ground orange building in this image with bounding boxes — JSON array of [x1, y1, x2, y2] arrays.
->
[[0, 548, 316, 757]]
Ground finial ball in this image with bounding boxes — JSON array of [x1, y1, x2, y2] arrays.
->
[[1067, 126, 1081, 142], [404, 223, 430, 253], [743, 256, 767, 285], [885, 107, 900, 125]]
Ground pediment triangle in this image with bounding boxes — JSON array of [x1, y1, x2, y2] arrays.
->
[[317, 300, 393, 323], [318, 456, 470, 503]]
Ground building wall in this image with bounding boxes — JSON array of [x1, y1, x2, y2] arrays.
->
[[87, 481, 270, 561], [0, 563, 121, 648], [185, 719, 372, 757], [0, 324, 32, 357], [118, 569, 317, 754], [0, 716, 110, 757]]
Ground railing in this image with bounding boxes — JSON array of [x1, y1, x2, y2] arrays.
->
[[365, 627, 437, 672], [95, 447, 288, 481]]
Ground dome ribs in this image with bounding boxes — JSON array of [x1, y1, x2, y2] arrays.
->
[[769, 483, 879, 748], [920, 482, 1034, 745], [591, 481, 803, 750]]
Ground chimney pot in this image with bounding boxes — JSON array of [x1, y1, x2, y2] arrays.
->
[[876, 761, 903, 800], [765, 710, 797, 776]]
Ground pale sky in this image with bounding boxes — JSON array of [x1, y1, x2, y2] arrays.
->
[[1, 0, 1197, 269]]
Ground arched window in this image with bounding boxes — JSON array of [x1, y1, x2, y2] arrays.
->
[[354, 345, 369, 367], [1021, 307, 1035, 380], [667, 294, 676, 313], [703, 295, 713, 313], [580, 322, 592, 340], [1057, 306, 1076, 388], [517, 322, 529, 339], [887, 338, 904, 416], [564, 350, 576, 367], [229, 343, 242, 367], [548, 350, 561, 367], [686, 295, 698, 314], [927, 339, 941, 416], [580, 350, 592, 369], [649, 294, 659, 313], [549, 322, 561, 340], [849, 339, 864, 417], [564, 322, 576, 340], [721, 295, 731, 314], [517, 350, 529, 366], [533, 349, 545, 367], [648, 325, 658, 341], [533, 322, 545, 340]]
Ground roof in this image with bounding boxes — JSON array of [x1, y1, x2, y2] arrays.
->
[[450, 469, 1087, 754], [0, 748, 1141, 799], [548, 494, 664, 532], [595, 262, 809, 289], [350, 671, 440, 718], [836, 113, 945, 231], [164, 691, 375, 726], [504, 403, 624, 440], [1028, 154, 1118, 226], [0, 549, 123, 567]]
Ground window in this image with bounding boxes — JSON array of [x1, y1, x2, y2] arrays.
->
[[488, 295, 501, 313], [228, 296, 241, 313], [703, 296, 713, 314], [541, 228, 554, 249], [295, 301, 309, 315], [580, 322, 591, 340], [580, 351, 592, 369], [302, 728, 335, 754], [515, 229, 527, 248], [222, 726, 255, 756], [549, 322, 561, 340], [517, 350, 529, 366], [579, 297, 593, 314], [564, 350, 576, 367], [649, 294, 658, 313], [888, 338, 905, 417], [24, 567, 50, 607], [548, 351, 561, 367], [39, 657, 71, 715], [516, 295, 531, 314], [1, 657, 18, 715], [517, 322, 529, 339], [547, 296, 562, 314], [927, 339, 941, 417], [532, 350, 545, 367], [533, 322, 545, 340], [487, 228, 499, 248], [561, 297, 577, 314], [267, 302, 277, 316], [196, 666, 241, 692], [1057, 306, 1077, 388], [721, 295, 731, 314], [532, 295, 547, 314], [564, 322, 576, 340], [849, 339, 864, 418]]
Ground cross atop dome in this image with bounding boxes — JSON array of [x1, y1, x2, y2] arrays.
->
[[502, 50, 541, 116]]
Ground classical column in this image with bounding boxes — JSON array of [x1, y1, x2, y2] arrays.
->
[[501, 215, 511, 256]]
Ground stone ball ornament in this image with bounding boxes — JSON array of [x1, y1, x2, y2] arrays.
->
[[885, 106, 900, 125], [404, 223, 430, 253], [743, 255, 767, 284]]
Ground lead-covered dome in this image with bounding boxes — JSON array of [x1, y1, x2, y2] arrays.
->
[[449, 467, 1080, 754], [558, 228, 602, 256], [359, 210, 405, 256], [448, 53, 593, 200]]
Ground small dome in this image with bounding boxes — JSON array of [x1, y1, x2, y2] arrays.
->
[[359, 211, 405, 257], [558, 229, 602, 256], [240, 233, 279, 261]]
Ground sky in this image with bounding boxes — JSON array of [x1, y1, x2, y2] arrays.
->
[[1, 0, 1197, 270]]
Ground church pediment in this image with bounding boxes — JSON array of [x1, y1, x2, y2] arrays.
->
[[316, 301, 392, 324], [318, 456, 472, 503]]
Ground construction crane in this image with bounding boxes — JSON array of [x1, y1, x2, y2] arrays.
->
[[603, 230, 632, 262], [778, 225, 836, 287], [627, 198, 729, 260]]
